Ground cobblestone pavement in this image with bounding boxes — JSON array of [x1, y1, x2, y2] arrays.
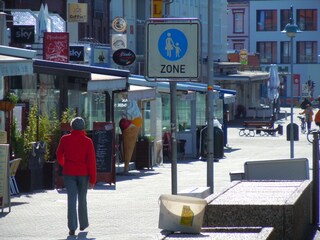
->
[[1, 107, 319, 240]]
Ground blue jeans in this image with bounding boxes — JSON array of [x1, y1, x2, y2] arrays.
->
[[64, 175, 89, 231]]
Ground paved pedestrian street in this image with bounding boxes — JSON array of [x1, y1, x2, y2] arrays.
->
[[1, 108, 319, 240]]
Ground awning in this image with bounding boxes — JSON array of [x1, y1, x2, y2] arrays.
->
[[223, 94, 236, 104], [0, 46, 36, 77], [129, 75, 236, 95], [0, 55, 33, 76], [214, 71, 269, 82], [127, 85, 156, 100], [88, 74, 127, 91], [33, 59, 130, 91]]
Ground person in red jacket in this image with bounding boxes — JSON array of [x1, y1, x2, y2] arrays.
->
[[56, 117, 96, 236]]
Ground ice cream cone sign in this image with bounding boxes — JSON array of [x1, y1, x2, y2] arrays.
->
[[119, 100, 142, 172]]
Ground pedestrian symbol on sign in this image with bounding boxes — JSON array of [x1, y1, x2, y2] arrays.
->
[[158, 29, 188, 61]]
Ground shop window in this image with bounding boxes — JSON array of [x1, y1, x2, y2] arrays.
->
[[196, 93, 206, 126], [177, 93, 191, 131], [161, 93, 171, 130]]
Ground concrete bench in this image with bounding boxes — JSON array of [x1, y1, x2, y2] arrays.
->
[[230, 158, 310, 182], [244, 158, 309, 181], [204, 180, 312, 240]]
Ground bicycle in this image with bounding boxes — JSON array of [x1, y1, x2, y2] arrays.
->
[[297, 116, 306, 134], [306, 128, 320, 143], [239, 128, 255, 137]]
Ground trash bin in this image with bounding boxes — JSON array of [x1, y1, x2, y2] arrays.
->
[[214, 127, 224, 159], [177, 139, 186, 160], [286, 123, 299, 141], [278, 124, 283, 135], [199, 127, 224, 160], [135, 137, 154, 169]]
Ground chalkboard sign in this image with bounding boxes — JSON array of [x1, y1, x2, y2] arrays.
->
[[92, 122, 114, 173]]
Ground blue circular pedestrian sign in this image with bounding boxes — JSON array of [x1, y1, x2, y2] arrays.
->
[[158, 29, 188, 61]]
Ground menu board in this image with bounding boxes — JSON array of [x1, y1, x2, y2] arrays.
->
[[92, 122, 114, 173], [0, 144, 9, 211]]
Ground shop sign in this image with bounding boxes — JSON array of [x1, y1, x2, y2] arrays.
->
[[43, 32, 69, 63], [68, 3, 88, 22], [112, 48, 136, 66], [112, 17, 127, 32], [239, 49, 248, 65], [111, 34, 127, 51], [11, 25, 35, 44], [90, 45, 110, 67], [152, 0, 163, 18], [69, 45, 84, 62]]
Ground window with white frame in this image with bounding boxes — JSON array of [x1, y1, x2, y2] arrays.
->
[[233, 9, 244, 33]]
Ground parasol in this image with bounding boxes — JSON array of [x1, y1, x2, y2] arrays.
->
[[268, 64, 280, 101], [37, 4, 48, 41]]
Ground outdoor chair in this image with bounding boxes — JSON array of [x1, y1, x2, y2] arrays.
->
[[9, 158, 21, 195]]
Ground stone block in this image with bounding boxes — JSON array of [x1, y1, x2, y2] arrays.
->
[[203, 181, 311, 240], [164, 227, 276, 240]]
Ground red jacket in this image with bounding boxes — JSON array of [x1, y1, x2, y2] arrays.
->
[[56, 130, 97, 185]]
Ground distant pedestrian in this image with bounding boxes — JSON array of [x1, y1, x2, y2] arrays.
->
[[315, 109, 320, 127], [299, 104, 314, 132], [56, 117, 96, 236]]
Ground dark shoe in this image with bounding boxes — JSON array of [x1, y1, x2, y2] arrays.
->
[[69, 230, 75, 236]]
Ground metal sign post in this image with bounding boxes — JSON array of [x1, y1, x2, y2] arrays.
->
[[145, 18, 201, 194], [204, 0, 215, 194]]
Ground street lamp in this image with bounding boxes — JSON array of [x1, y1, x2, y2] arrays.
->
[[282, 6, 301, 158]]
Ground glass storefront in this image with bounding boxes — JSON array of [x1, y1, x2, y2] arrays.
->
[[11, 74, 108, 130], [160, 91, 224, 132]]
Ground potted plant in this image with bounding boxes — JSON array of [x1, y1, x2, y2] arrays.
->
[[13, 105, 58, 192], [0, 91, 19, 111]]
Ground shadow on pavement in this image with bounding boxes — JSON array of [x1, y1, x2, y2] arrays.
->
[[62, 231, 96, 240], [224, 147, 241, 153], [115, 170, 160, 182]]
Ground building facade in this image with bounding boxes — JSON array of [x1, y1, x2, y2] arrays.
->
[[227, 0, 320, 102]]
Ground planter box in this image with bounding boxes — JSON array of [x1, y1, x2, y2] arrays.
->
[[0, 101, 15, 111], [15, 167, 43, 193], [43, 161, 55, 190]]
